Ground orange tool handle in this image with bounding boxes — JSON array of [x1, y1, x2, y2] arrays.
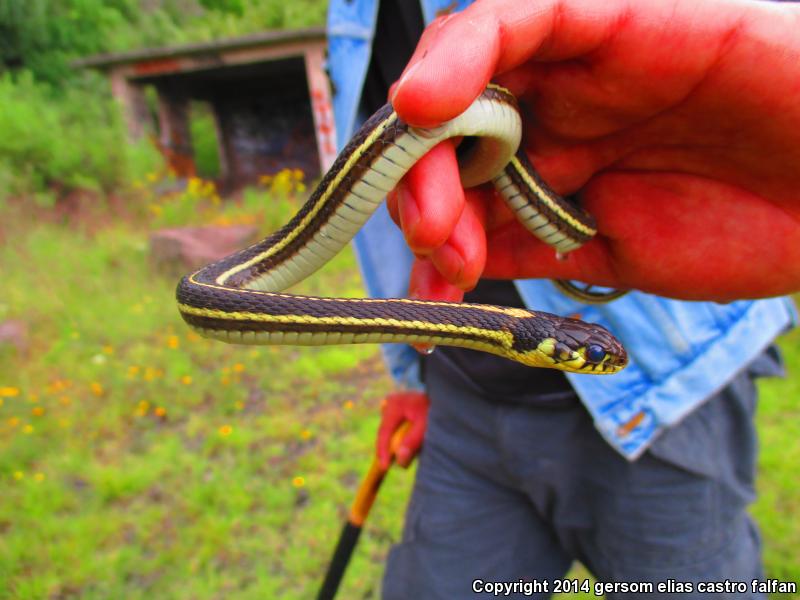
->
[[348, 421, 411, 526]]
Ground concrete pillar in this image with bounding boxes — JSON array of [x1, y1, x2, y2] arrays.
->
[[156, 86, 196, 178], [109, 70, 151, 140], [303, 45, 338, 173], [210, 101, 231, 189]]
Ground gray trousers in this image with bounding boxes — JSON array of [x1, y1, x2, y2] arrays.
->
[[382, 348, 784, 599]]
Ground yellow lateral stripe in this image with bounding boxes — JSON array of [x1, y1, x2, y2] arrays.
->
[[214, 111, 399, 285], [178, 303, 515, 346], [486, 82, 512, 95], [186, 274, 536, 318], [508, 156, 596, 236]]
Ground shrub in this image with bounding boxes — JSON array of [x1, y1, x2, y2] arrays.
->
[[0, 72, 160, 203]]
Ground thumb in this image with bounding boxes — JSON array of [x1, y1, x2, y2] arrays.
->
[[376, 410, 404, 470], [396, 412, 427, 468], [390, 12, 501, 127]]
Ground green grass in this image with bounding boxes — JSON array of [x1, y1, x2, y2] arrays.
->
[[753, 324, 800, 585], [0, 182, 797, 598], [0, 181, 405, 599]]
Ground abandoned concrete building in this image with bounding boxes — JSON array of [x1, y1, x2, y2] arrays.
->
[[77, 27, 336, 191]]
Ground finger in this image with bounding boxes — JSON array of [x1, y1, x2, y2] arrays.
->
[[408, 257, 465, 303], [580, 171, 800, 300], [390, 0, 627, 127], [387, 14, 455, 103], [398, 140, 464, 254], [407, 258, 464, 355], [386, 184, 401, 226], [430, 188, 488, 290], [396, 412, 428, 468], [390, 10, 500, 127], [483, 219, 619, 286], [376, 409, 405, 470]]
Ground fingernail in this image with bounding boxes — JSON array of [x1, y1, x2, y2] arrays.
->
[[390, 61, 422, 105]]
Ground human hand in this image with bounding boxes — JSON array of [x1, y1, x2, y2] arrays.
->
[[386, 0, 800, 303], [376, 390, 429, 469]]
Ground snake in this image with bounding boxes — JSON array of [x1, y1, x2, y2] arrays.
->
[[176, 85, 628, 374]]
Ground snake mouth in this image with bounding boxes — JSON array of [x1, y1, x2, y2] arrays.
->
[[534, 339, 627, 373]]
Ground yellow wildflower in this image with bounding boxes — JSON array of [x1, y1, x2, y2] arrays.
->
[[154, 406, 167, 418], [102, 345, 114, 355], [46, 380, 67, 394], [187, 177, 201, 194], [22, 424, 34, 434], [143, 367, 162, 382], [31, 407, 44, 417], [13, 471, 23, 480], [218, 424, 233, 437], [7, 417, 19, 428], [300, 429, 312, 440], [166, 335, 179, 349], [343, 400, 354, 411], [127, 365, 140, 378], [0, 386, 20, 398], [180, 375, 193, 386], [90, 382, 104, 397], [292, 476, 305, 488], [135, 400, 150, 417], [232, 363, 245, 373]]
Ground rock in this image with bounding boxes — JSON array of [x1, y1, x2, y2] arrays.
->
[[149, 225, 259, 275], [0, 320, 29, 353]]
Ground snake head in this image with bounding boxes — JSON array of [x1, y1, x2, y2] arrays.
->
[[511, 312, 628, 373]]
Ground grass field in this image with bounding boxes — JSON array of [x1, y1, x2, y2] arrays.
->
[[0, 176, 797, 598]]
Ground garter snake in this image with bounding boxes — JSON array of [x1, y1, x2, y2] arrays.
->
[[177, 85, 627, 374]]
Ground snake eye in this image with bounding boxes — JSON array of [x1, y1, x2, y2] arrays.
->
[[585, 344, 606, 364]]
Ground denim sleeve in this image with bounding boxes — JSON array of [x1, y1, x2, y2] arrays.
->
[[328, 0, 423, 390]]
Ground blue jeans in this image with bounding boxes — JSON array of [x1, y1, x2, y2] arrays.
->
[[382, 348, 783, 599]]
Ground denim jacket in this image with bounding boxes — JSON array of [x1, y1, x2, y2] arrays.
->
[[326, 0, 797, 459]]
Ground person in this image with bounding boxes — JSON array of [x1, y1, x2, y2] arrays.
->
[[326, 0, 799, 597]]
